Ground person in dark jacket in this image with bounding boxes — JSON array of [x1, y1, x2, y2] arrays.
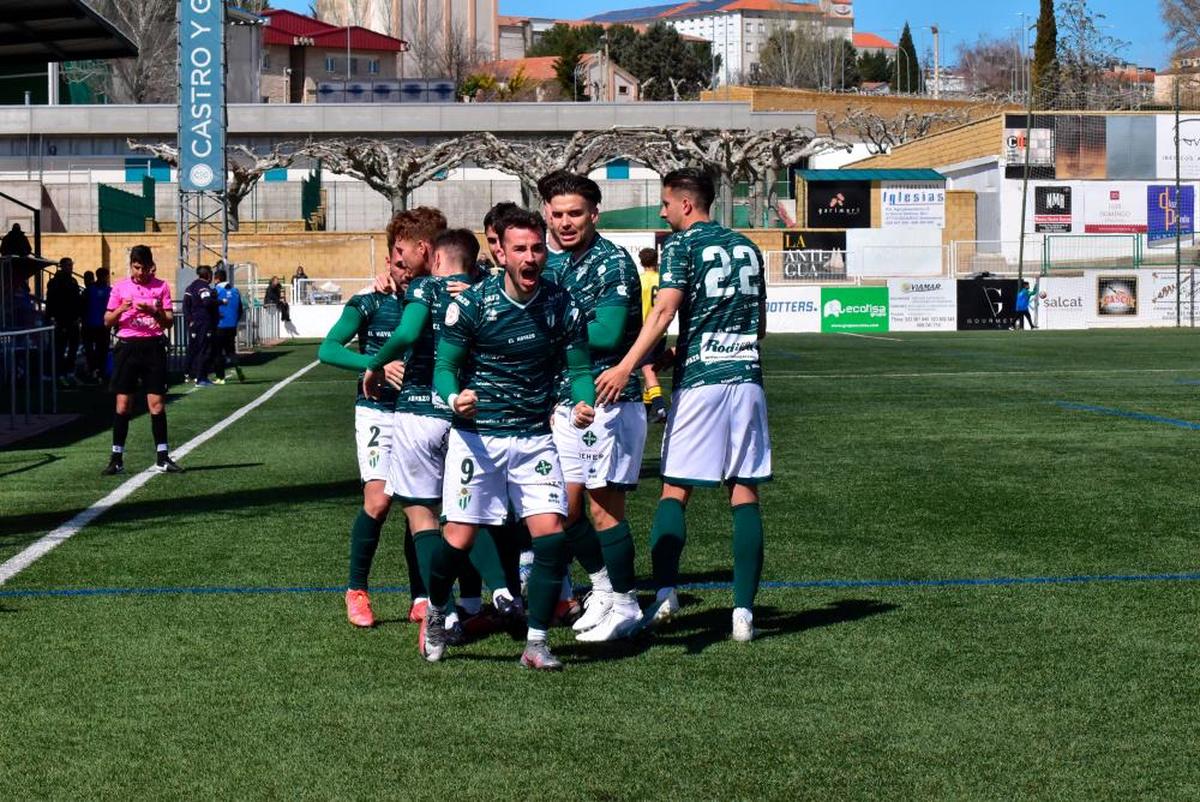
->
[[264, 276, 290, 322], [183, 265, 219, 385], [45, 257, 82, 384], [0, 223, 31, 257], [81, 267, 112, 381]]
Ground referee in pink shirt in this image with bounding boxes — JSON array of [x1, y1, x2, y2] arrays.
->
[[102, 245, 182, 475]]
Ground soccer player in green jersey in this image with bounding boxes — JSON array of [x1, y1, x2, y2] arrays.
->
[[317, 207, 445, 628], [541, 172, 647, 642], [596, 168, 772, 643], [363, 228, 524, 636], [420, 209, 596, 670]]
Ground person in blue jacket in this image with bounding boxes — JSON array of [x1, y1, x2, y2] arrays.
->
[[213, 267, 245, 383], [1015, 279, 1039, 330]]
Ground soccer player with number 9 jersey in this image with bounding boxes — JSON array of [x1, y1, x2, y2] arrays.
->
[[595, 167, 771, 643]]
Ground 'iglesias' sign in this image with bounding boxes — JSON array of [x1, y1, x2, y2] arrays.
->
[[179, 0, 225, 192]]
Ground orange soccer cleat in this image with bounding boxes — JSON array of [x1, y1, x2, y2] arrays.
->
[[345, 589, 375, 628], [408, 597, 429, 623]]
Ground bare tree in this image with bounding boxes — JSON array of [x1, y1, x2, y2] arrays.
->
[[89, 0, 175, 103], [756, 24, 839, 89], [127, 141, 299, 228], [401, 1, 490, 83], [301, 137, 483, 212], [1162, 0, 1200, 58], [820, 107, 979, 155], [957, 35, 1023, 96]]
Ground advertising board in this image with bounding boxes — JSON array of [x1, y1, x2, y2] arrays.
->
[[887, 279, 956, 331], [956, 278, 1018, 330], [807, 181, 872, 229], [820, 287, 889, 333], [179, 0, 226, 192], [1083, 185, 1147, 233], [1034, 186, 1073, 233], [880, 181, 946, 228]]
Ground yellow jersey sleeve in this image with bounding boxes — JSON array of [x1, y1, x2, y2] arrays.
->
[[640, 271, 659, 321]]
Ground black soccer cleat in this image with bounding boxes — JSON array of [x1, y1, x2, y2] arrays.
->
[[101, 455, 125, 476], [154, 455, 184, 473]]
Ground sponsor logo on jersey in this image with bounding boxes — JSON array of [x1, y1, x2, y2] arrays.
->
[[445, 301, 461, 326], [699, 332, 759, 363], [535, 459, 554, 476], [581, 430, 598, 447]]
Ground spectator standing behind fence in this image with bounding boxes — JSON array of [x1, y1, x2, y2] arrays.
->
[[1, 223, 31, 257], [183, 265, 219, 386], [213, 268, 244, 384], [81, 268, 112, 382], [292, 265, 308, 303], [264, 276, 290, 322], [102, 244, 181, 475], [46, 257, 82, 386]]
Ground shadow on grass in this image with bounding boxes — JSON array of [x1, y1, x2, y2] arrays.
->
[[0, 453, 61, 478], [0, 478, 361, 551], [180, 462, 266, 473]]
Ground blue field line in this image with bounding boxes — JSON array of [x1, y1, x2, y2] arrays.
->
[[1174, 379, 1200, 386], [2, 571, 1199, 600], [1056, 401, 1200, 430]]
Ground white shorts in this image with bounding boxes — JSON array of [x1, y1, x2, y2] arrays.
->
[[355, 405, 395, 483], [442, 429, 568, 525], [385, 412, 452, 505], [552, 402, 647, 490], [660, 383, 772, 487]]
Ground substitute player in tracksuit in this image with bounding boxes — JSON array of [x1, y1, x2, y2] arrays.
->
[[182, 265, 219, 385]]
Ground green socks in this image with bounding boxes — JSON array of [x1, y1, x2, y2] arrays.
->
[[412, 529, 441, 600], [470, 527, 510, 594], [649, 498, 687, 591], [429, 539, 471, 610], [565, 517, 605, 575], [526, 532, 568, 631], [402, 522, 426, 600], [732, 503, 764, 609], [348, 509, 383, 591], [597, 520, 637, 594]]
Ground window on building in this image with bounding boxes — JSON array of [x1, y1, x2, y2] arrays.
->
[[746, 22, 752, 31], [618, 85, 628, 95], [325, 55, 337, 73], [368, 58, 380, 74], [263, 52, 271, 70], [746, 42, 754, 52], [349, 57, 359, 75], [758, 22, 764, 32]]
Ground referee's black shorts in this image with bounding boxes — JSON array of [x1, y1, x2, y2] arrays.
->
[[110, 336, 169, 395]]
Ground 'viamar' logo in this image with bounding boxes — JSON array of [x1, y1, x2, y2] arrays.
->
[[823, 299, 842, 317]]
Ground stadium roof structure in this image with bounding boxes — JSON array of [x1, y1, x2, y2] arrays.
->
[[0, 0, 137, 63], [261, 9, 408, 52], [588, 0, 823, 24], [797, 169, 945, 182]]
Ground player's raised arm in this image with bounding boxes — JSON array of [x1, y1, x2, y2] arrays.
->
[[316, 305, 372, 372], [595, 287, 682, 405]]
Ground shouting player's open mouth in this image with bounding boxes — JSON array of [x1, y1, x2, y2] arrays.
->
[[516, 264, 540, 293]]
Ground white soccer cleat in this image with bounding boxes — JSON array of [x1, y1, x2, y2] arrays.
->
[[650, 588, 679, 623], [731, 608, 755, 643], [572, 589, 613, 632], [575, 600, 642, 642]]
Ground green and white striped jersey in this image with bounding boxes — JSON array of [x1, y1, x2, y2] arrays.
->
[[439, 273, 588, 436], [396, 273, 472, 421], [348, 291, 403, 412], [545, 234, 643, 404], [659, 220, 765, 390]]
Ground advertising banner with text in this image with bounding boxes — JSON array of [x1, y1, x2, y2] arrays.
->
[[887, 279, 956, 331], [179, 0, 226, 192], [765, 286, 822, 333], [820, 287, 889, 333], [956, 278, 1018, 330]]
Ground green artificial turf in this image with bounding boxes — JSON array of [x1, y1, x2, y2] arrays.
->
[[2, 331, 1199, 800]]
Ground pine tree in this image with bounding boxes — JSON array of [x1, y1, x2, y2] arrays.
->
[[893, 23, 921, 93], [1031, 0, 1058, 104]]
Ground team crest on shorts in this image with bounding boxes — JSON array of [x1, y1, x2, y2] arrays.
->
[[534, 460, 553, 476], [457, 488, 471, 510], [581, 430, 597, 447], [368, 449, 379, 468]]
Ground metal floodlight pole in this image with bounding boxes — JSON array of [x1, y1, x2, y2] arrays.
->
[[1017, 71, 1035, 284], [346, 0, 352, 81]]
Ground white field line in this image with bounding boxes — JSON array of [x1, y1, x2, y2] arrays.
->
[[835, 332, 905, 343], [766, 367, 1197, 380], [0, 360, 320, 586]]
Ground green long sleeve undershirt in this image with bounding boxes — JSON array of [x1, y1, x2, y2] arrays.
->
[[587, 306, 626, 352], [316, 305, 372, 372], [433, 340, 595, 408], [367, 303, 430, 371]]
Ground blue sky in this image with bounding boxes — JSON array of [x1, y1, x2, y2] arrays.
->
[[269, 0, 1170, 69]]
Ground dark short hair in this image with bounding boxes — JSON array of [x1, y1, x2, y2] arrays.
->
[[129, 244, 154, 265], [96, 267, 109, 280], [214, 268, 228, 282], [435, 228, 481, 272], [483, 201, 520, 232], [539, 171, 602, 206], [638, 248, 658, 268], [496, 208, 547, 245], [197, 265, 213, 280], [662, 168, 715, 212]]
